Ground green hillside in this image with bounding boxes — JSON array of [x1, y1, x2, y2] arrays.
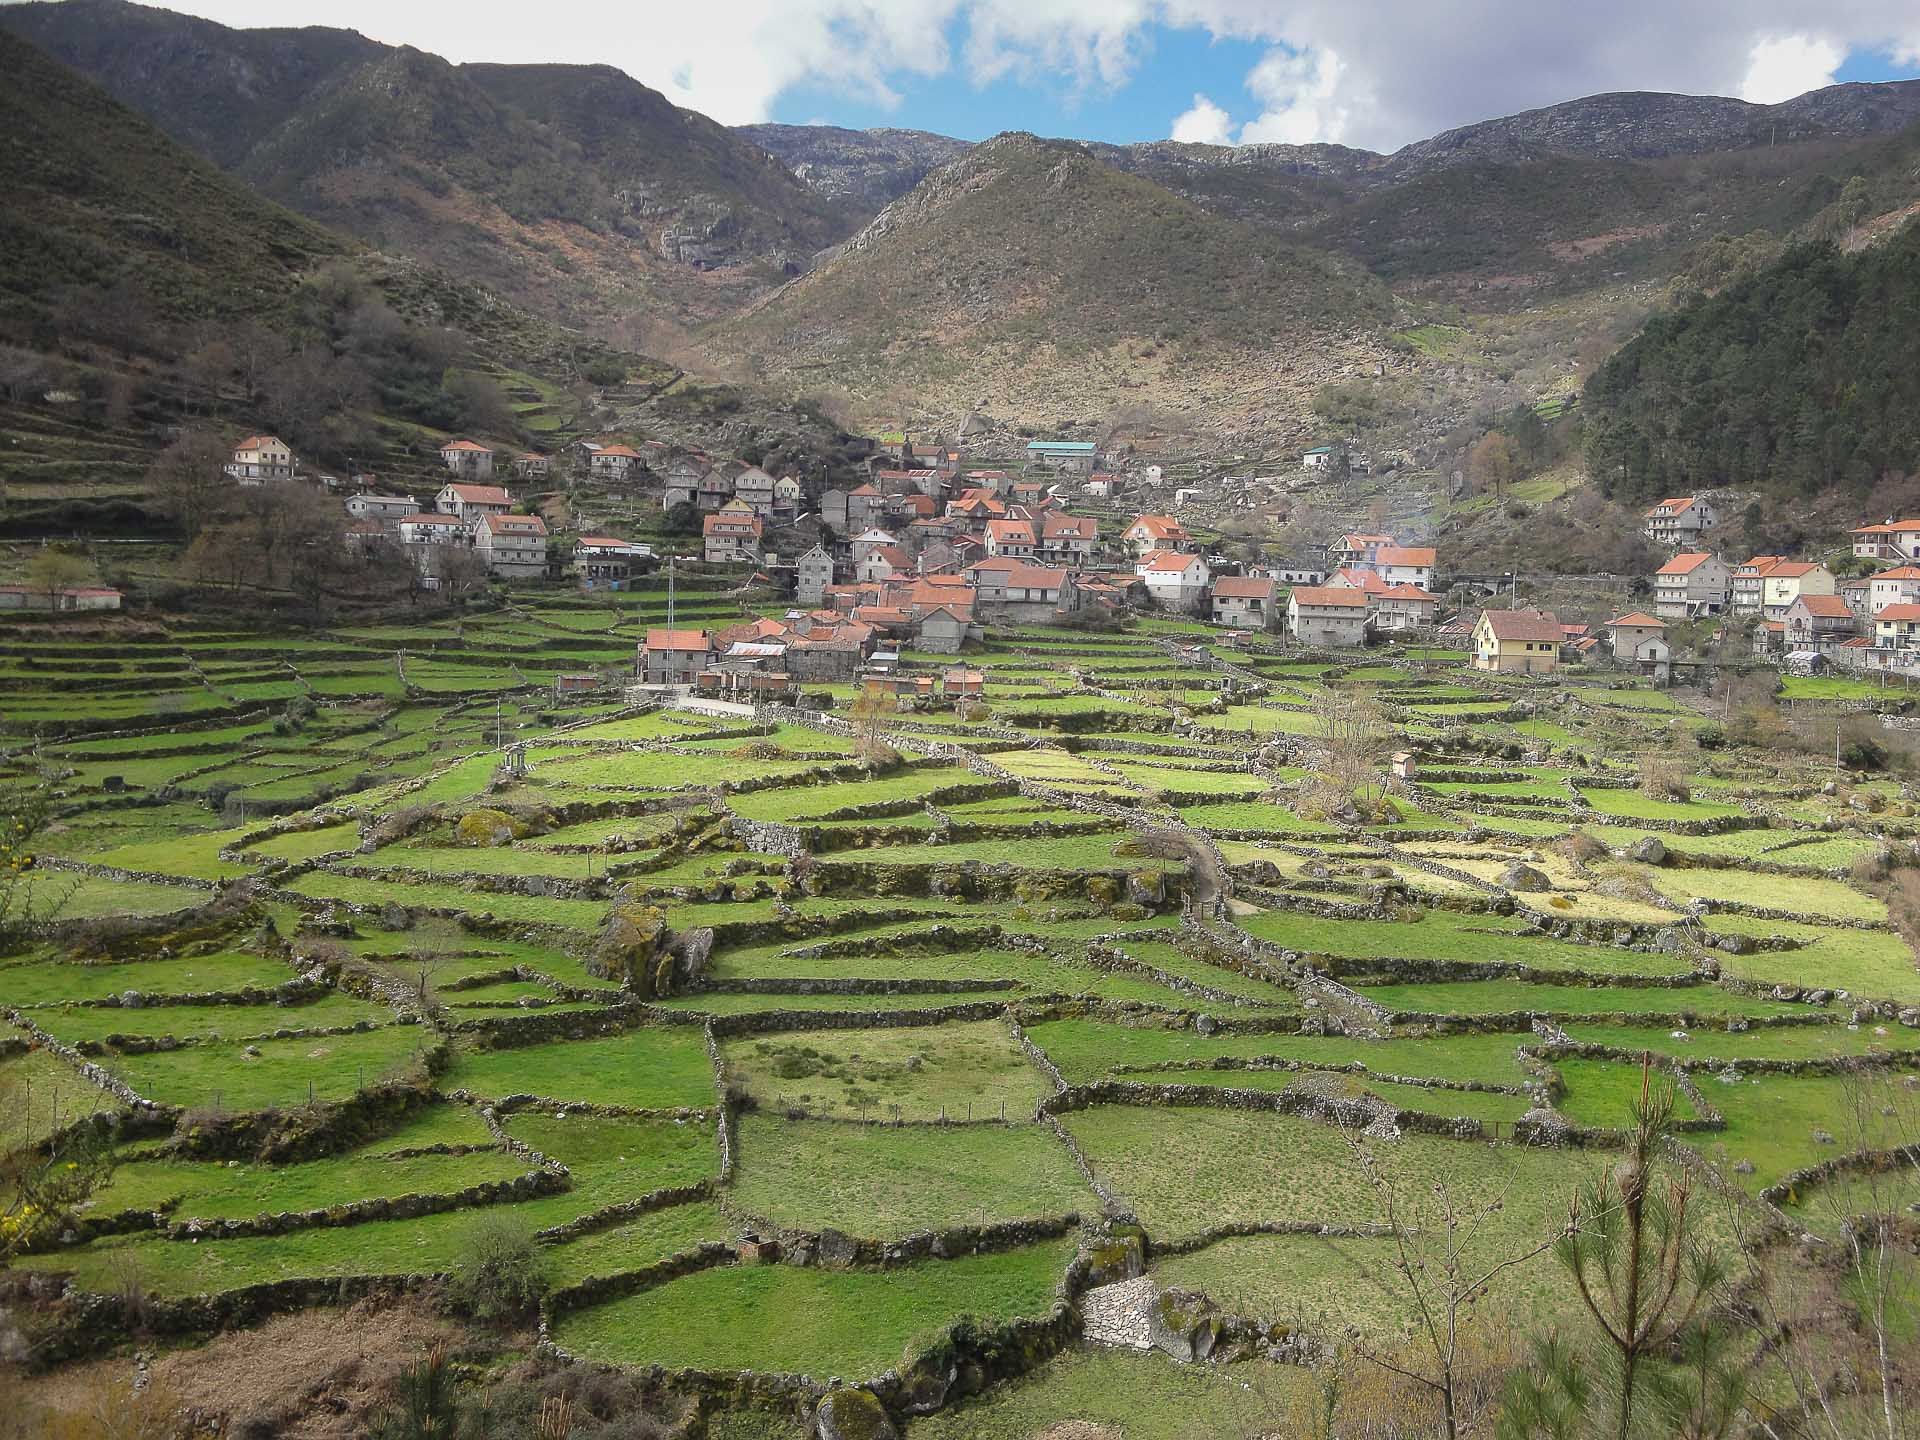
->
[[1583, 223, 1920, 504]]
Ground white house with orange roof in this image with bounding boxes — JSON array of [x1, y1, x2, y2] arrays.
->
[[1868, 565, 1920, 614], [439, 439, 495, 480], [1366, 545, 1436, 590], [703, 510, 764, 565], [1328, 532, 1393, 570], [1851, 518, 1920, 563], [225, 434, 295, 483], [1370, 583, 1441, 632], [1038, 512, 1098, 565], [587, 444, 642, 482], [1642, 495, 1717, 547], [1136, 549, 1210, 611], [1652, 552, 1730, 619]]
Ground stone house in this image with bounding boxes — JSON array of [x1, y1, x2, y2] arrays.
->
[[640, 628, 712, 685], [1652, 552, 1730, 619], [439, 439, 495, 479], [795, 544, 835, 605], [703, 511, 764, 565], [512, 452, 550, 481], [1642, 495, 1716, 547], [471, 512, 548, 578], [697, 469, 735, 512], [734, 466, 777, 515], [845, 484, 883, 530], [588, 445, 643, 483], [916, 605, 971, 653], [1287, 586, 1370, 646], [1783, 593, 1858, 651], [1605, 612, 1666, 661], [1210, 576, 1278, 630]]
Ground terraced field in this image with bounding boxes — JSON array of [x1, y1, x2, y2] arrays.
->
[[5, 593, 1919, 1437]]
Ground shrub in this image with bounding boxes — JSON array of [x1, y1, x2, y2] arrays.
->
[[1693, 721, 1726, 750], [1637, 756, 1690, 802], [444, 1211, 548, 1325]]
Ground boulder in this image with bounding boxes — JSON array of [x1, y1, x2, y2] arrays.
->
[[1627, 837, 1667, 865], [1148, 1289, 1224, 1362], [815, 1389, 898, 1440], [816, 1229, 859, 1268], [1498, 862, 1551, 893]]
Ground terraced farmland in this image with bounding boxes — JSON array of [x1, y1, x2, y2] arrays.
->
[[5, 595, 1920, 1437]]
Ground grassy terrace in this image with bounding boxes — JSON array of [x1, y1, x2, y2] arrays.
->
[[6, 599, 1920, 1430]]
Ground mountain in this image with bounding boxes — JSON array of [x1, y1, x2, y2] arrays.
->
[[0, 0, 855, 333], [736, 124, 973, 213], [0, 25, 349, 341], [705, 132, 1393, 432], [1385, 82, 1920, 177]]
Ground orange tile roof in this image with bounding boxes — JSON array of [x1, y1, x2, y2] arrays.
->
[[1655, 551, 1717, 575], [1291, 586, 1370, 608], [645, 629, 710, 652], [1480, 608, 1563, 642]]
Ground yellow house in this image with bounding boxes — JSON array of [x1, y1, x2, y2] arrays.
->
[[1759, 561, 1835, 620], [1472, 608, 1562, 675]]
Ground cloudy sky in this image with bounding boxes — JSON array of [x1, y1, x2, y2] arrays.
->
[[157, 1, 1920, 151]]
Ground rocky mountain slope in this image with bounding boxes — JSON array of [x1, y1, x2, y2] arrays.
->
[[735, 124, 972, 213], [0, 0, 853, 333], [704, 133, 1394, 436]]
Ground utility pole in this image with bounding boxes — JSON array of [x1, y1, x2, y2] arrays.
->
[[667, 554, 676, 629], [494, 696, 502, 750]]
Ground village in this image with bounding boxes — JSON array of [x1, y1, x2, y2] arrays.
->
[[25, 423, 1920, 705]]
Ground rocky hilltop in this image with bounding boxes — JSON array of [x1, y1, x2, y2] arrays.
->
[[736, 124, 972, 214]]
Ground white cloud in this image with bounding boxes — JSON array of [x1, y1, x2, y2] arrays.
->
[[156, 0, 1920, 145], [1170, 92, 1233, 143], [1238, 46, 1353, 145], [1739, 33, 1846, 102]]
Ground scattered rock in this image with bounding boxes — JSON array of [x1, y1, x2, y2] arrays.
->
[[816, 1389, 898, 1440], [1499, 862, 1551, 892]]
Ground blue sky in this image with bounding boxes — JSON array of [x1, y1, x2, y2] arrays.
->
[[766, 13, 1920, 147], [773, 25, 1275, 144], [173, 3, 1920, 155]]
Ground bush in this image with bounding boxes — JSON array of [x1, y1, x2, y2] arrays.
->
[[444, 1211, 548, 1325], [1637, 756, 1690, 802], [1693, 721, 1726, 750]]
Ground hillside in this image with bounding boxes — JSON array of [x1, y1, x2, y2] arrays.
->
[[0, 27, 349, 341], [0, 0, 855, 332], [705, 133, 1394, 436], [1583, 223, 1920, 505]]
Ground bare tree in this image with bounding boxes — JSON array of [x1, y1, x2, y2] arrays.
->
[[147, 427, 232, 540], [1307, 685, 1390, 822], [1340, 1126, 1550, 1440]]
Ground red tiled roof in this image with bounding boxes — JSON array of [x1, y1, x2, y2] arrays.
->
[[441, 439, 493, 453], [442, 483, 512, 504], [1766, 561, 1824, 578], [1291, 586, 1370, 608], [1139, 549, 1201, 573], [1479, 608, 1563, 642], [1375, 546, 1435, 567], [1607, 612, 1665, 629], [1791, 594, 1854, 618], [232, 434, 286, 452], [1876, 604, 1920, 622], [1874, 565, 1920, 580], [645, 629, 709, 652], [1656, 551, 1717, 576], [1212, 576, 1276, 599]]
